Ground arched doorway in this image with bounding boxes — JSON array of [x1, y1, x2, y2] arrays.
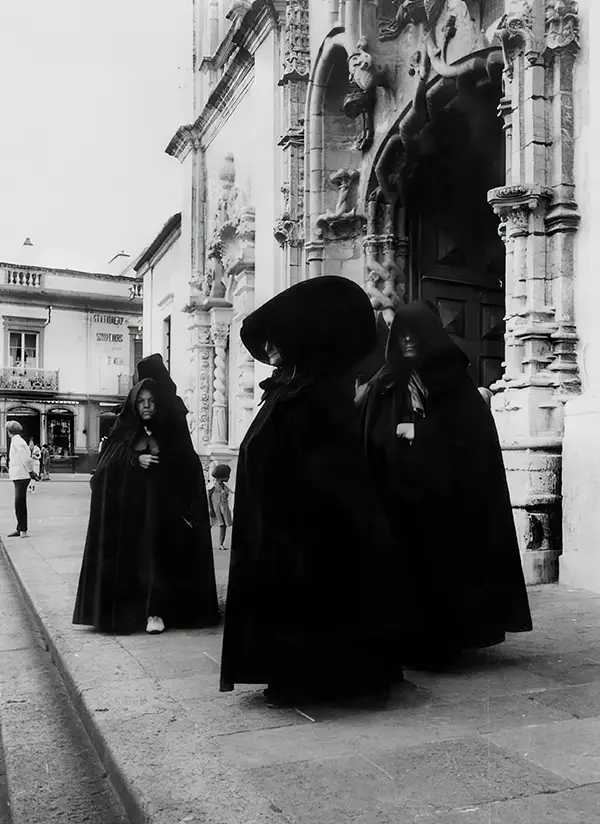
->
[[7, 406, 41, 444], [404, 63, 506, 388]]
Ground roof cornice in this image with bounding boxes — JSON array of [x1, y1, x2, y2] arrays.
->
[[165, 0, 283, 157]]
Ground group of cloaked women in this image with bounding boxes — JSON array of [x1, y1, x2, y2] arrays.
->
[[73, 275, 532, 707]]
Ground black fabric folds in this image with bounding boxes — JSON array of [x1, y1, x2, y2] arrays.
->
[[358, 300, 533, 663], [73, 357, 219, 634], [220, 276, 403, 698]]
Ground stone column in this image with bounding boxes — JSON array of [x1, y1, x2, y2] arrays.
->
[[487, 0, 581, 585], [188, 309, 213, 454], [232, 270, 256, 445], [209, 304, 233, 447]]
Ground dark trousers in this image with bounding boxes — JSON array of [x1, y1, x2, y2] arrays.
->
[[13, 479, 30, 532]]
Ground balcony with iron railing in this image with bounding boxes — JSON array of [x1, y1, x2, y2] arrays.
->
[[0, 366, 59, 392]]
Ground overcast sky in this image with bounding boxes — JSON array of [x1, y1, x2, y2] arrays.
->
[[0, 1, 191, 272]]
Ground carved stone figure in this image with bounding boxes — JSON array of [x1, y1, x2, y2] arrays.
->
[[343, 39, 387, 152], [316, 169, 365, 239]]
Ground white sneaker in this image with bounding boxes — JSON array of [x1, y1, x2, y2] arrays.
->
[[20, 531, 28, 538], [146, 616, 165, 634]]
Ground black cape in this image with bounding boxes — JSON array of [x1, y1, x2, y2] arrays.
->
[[220, 276, 404, 699], [73, 359, 219, 633], [357, 301, 532, 662]]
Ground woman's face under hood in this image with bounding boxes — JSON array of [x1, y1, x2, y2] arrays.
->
[[385, 300, 469, 379]]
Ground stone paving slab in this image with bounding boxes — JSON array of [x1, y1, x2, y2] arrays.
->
[[2, 481, 600, 822]]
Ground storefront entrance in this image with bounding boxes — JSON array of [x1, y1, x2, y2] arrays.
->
[[6, 406, 41, 445]]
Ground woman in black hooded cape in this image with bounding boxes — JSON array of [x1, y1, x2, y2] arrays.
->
[[220, 276, 404, 704], [357, 301, 532, 667], [73, 354, 219, 634]]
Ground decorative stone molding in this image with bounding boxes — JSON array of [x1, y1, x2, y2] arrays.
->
[[281, 0, 309, 82], [277, 1, 308, 280], [545, 0, 579, 52], [316, 169, 366, 240]]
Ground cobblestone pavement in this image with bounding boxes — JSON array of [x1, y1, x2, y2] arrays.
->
[[1, 479, 600, 823]]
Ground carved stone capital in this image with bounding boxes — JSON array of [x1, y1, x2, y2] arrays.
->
[[488, 184, 553, 239], [546, 0, 580, 53]]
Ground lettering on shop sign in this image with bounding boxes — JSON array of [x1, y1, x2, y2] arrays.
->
[[92, 314, 126, 325], [96, 333, 124, 343]]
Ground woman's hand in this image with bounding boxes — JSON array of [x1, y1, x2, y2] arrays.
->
[[139, 454, 159, 470]]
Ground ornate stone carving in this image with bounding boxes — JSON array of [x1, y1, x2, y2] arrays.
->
[[281, 0, 309, 82], [496, 2, 540, 78], [192, 321, 213, 446], [200, 154, 255, 302], [378, 0, 428, 42], [488, 184, 553, 238], [343, 39, 387, 152], [209, 313, 232, 446], [316, 169, 366, 240], [545, 0, 579, 53], [362, 192, 406, 325], [274, 213, 302, 247]]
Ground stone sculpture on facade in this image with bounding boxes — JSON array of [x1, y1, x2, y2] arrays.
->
[[316, 169, 366, 240], [343, 38, 387, 152]]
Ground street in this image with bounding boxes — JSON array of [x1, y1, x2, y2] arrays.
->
[[1, 479, 600, 823], [0, 535, 128, 823]]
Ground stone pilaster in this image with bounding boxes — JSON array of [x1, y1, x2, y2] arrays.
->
[[275, 0, 309, 287], [486, 0, 582, 585]]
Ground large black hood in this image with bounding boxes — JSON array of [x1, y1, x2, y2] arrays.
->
[[241, 276, 377, 376]]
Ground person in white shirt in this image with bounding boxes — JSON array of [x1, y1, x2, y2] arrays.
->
[[6, 421, 33, 537]]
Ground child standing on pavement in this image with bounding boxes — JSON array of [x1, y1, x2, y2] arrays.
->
[[208, 464, 233, 551]]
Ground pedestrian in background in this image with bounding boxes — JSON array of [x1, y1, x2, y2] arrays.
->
[[73, 354, 219, 635], [357, 300, 532, 669], [220, 276, 403, 707], [6, 421, 34, 538], [40, 444, 51, 481], [208, 464, 233, 551], [28, 438, 41, 492]]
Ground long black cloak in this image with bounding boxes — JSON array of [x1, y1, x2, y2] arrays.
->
[[73, 363, 219, 634], [358, 301, 532, 663], [220, 276, 404, 699]]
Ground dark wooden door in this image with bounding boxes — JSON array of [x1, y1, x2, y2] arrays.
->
[[412, 215, 505, 389]]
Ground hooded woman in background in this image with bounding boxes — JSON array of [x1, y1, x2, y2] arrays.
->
[[73, 354, 219, 635], [220, 276, 404, 706], [357, 300, 532, 668]]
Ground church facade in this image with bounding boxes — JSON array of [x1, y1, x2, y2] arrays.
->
[[144, 0, 600, 590]]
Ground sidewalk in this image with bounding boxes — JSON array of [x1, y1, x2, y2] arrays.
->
[[1, 482, 600, 823]]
